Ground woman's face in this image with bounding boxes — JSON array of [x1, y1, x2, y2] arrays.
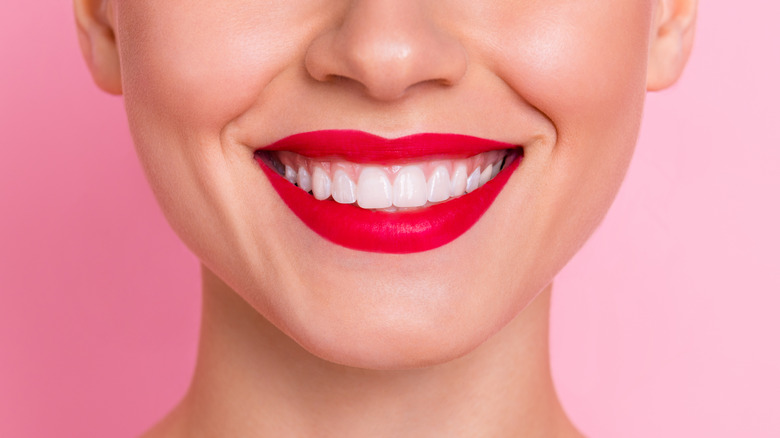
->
[[110, 0, 657, 368]]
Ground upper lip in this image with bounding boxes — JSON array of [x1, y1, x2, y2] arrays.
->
[[257, 130, 518, 163]]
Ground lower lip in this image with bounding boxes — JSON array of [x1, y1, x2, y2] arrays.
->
[[256, 154, 521, 254]]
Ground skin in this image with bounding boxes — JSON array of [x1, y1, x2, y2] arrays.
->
[[75, 0, 697, 436]]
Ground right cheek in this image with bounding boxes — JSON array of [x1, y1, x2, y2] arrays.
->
[[116, 2, 309, 134]]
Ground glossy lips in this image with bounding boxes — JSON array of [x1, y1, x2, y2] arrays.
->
[[256, 131, 521, 253]]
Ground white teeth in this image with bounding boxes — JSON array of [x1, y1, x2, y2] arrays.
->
[[466, 167, 481, 193], [276, 149, 513, 208], [332, 169, 356, 204], [479, 164, 492, 187], [312, 167, 331, 200], [298, 166, 312, 192], [450, 164, 468, 197], [427, 165, 451, 203], [491, 161, 500, 179], [393, 165, 428, 208], [357, 167, 393, 209], [285, 165, 297, 184]]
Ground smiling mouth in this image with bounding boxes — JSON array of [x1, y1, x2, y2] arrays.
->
[[255, 130, 523, 253], [257, 148, 518, 211]]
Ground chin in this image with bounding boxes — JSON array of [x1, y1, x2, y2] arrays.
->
[[261, 273, 525, 370], [290, 315, 503, 371]]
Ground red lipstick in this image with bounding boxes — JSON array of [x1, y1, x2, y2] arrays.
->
[[256, 130, 521, 254]]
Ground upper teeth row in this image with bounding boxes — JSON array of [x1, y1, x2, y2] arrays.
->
[[281, 155, 509, 210]]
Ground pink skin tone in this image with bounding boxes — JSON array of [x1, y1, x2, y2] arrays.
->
[[75, 0, 697, 437]]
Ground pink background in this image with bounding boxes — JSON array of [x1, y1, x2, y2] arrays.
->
[[2, 2, 779, 437]]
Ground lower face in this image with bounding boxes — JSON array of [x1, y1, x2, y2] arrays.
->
[[114, 0, 654, 368]]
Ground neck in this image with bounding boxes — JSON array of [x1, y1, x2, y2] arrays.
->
[[150, 266, 579, 438]]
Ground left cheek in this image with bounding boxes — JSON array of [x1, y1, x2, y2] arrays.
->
[[492, 1, 652, 138], [484, 2, 654, 257], [514, 2, 652, 172]]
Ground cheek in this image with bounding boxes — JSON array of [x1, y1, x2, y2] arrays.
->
[[489, 0, 652, 130], [111, 1, 322, 265], [482, 0, 654, 262], [114, 0, 361, 144], [115, 1, 297, 132]]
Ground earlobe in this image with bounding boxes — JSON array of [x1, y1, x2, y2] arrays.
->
[[647, 0, 698, 91], [74, 0, 122, 95]]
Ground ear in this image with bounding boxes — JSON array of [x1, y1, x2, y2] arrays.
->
[[74, 0, 122, 95], [647, 0, 698, 91]]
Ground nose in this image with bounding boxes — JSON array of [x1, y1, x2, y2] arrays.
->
[[305, 0, 468, 101]]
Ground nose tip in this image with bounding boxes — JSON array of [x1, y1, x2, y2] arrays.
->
[[304, 1, 468, 101]]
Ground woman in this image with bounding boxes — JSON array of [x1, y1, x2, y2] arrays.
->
[[74, 0, 697, 436]]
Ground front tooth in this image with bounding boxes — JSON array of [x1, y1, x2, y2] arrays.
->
[[297, 166, 312, 192], [332, 169, 357, 204], [357, 167, 392, 209], [312, 167, 331, 200], [479, 165, 492, 187], [393, 165, 428, 208], [491, 161, 500, 179], [450, 164, 468, 197], [427, 165, 451, 203], [285, 165, 297, 184], [466, 167, 481, 193]]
